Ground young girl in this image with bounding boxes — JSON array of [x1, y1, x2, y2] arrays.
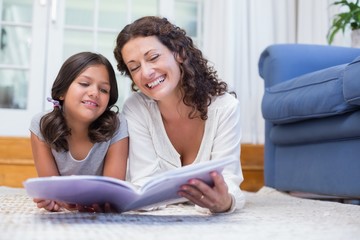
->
[[29, 52, 129, 212]]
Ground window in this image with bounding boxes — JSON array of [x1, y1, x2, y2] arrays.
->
[[0, 0, 32, 109], [0, 0, 203, 136]]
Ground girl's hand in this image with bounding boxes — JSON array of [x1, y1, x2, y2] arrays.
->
[[59, 202, 78, 211], [33, 198, 77, 212], [33, 198, 62, 212], [178, 171, 233, 213]]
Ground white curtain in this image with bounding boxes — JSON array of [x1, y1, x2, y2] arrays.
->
[[203, 0, 341, 144]]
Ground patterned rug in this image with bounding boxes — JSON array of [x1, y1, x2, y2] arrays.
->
[[0, 186, 359, 240]]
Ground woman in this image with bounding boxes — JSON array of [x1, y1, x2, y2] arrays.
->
[[114, 16, 244, 214]]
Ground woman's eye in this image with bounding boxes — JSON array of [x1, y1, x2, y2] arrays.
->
[[129, 65, 140, 72], [149, 54, 159, 61]]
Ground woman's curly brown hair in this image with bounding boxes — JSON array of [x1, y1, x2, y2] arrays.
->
[[40, 52, 119, 152], [114, 16, 233, 120]]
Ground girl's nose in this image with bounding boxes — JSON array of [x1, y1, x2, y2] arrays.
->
[[88, 86, 99, 97]]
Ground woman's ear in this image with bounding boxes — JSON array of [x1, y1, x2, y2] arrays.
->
[[174, 52, 184, 63]]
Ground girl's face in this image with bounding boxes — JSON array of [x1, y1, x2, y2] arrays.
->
[[62, 64, 110, 125], [121, 36, 182, 101]]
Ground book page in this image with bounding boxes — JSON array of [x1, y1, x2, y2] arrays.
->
[[24, 176, 140, 212], [24, 158, 238, 213], [125, 158, 237, 211]]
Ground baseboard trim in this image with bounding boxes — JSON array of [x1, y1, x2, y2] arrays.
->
[[0, 137, 265, 191]]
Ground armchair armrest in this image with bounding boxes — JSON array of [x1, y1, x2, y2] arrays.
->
[[258, 44, 360, 88]]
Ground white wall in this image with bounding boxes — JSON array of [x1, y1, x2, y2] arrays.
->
[[202, 0, 349, 144]]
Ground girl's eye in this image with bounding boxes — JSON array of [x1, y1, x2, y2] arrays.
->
[[79, 82, 89, 87], [100, 88, 109, 94]]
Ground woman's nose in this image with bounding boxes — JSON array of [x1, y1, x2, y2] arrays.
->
[[141, 63, 155, 78]]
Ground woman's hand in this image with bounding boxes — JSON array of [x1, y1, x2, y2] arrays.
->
[[77, 203, 115, 213], [178, 171, 233, 213]]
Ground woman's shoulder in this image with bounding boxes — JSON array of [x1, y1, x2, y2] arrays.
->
[[122, 92, 156, 115], [123, 92, 153, 106], [209, 92, 239, 110]]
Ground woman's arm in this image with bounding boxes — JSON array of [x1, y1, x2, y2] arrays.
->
[[179, 96, 244, 213], [122, 94, 161, 186], [209, 96, 245, 211]]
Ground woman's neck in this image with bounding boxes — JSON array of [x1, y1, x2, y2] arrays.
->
[[158, 98, 189, 121], [157, 88, 194, 121]]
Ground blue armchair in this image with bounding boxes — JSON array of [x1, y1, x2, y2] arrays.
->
[[258, 44, 360, 198]]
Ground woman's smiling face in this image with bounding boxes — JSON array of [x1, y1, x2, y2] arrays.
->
[[121, 36, 182, 101]]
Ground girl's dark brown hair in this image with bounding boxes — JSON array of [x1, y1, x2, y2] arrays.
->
[[114, 16, 233, 120], [40, 52, 119, 152]]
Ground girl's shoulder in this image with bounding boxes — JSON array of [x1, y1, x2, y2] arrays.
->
[[30, 110, 53, 128], [31, 110, 49, 122], [109, 112, 128, 144], [29, 110, 51, 140]]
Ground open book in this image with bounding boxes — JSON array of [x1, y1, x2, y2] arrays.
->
[[24, 158, 237, 213]]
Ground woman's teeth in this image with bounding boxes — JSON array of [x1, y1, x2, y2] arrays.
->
[[147, 77, 164, 88]]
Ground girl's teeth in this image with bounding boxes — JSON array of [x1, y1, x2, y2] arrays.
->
[[84, 101, 97, 106]]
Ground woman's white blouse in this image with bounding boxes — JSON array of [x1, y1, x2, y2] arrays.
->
[[122, 92, 245, 213]]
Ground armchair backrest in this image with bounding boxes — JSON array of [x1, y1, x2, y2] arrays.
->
[[258, 44, 360, 88]]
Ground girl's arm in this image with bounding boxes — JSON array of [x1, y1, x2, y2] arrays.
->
[[102, 137, 129, 180], [30, 132, 59, 177], [81, 137, 128, 213], [31, 132, 63, 211]]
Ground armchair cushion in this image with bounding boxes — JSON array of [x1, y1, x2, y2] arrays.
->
[[262, 56, 360, 124], [344, 56, 360, 105]]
